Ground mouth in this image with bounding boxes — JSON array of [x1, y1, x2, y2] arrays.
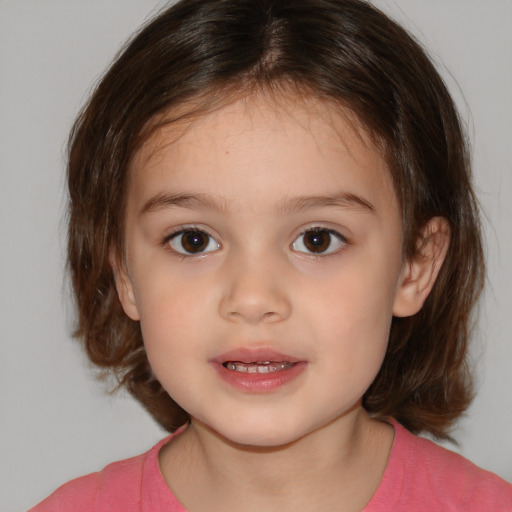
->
[[212, 347, 306, 392], [222, 361, 296, 374]]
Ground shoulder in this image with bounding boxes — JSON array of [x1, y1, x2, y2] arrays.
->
[[390, 421, 512, 510], [28, 436, 173, 512]]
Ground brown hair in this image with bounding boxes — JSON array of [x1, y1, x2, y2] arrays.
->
[[67, 0, 484, 439]]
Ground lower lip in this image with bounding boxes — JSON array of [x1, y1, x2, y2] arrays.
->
[[211, 361, 307, 393]]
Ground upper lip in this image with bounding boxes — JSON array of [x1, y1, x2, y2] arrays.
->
[[211, 346, 303, 364]]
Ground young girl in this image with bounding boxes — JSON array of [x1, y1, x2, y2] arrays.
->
[[29, 0, 512, 510]]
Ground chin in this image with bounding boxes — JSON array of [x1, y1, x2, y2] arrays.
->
[[204, 416, 312, 449], [227, 430, 298, 449]]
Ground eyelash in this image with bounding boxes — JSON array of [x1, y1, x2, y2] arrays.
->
[[162, 226, 348, 257], [292, 228, 347, 256], [164, 227, 220, 256]]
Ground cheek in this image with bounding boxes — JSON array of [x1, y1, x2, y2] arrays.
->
[[304, 258, 397, 370], [133, 280, 216, 415], [134, 274, 209, 357], [134, 257, 213, 315], [308, 259, 398, 330]]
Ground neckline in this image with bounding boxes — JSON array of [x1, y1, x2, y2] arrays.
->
[[362, 418, 406, 510], [146, 419, 405, 511]]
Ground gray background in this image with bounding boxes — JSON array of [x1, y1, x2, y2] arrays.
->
[[1, 1, 511, 510]]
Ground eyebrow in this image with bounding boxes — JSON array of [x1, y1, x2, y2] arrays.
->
[[140, 191, 376, 216], [275, 193, 376, 215], [140, 192, 230, 216]]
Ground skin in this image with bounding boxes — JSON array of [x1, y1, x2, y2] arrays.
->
[[114, 93, 449, 512]]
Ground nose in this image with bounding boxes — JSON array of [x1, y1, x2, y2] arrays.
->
[[218, 254, 292, 325]]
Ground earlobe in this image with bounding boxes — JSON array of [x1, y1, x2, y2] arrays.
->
[[393, 217, 450, 318], [109, 251, 140, 321]]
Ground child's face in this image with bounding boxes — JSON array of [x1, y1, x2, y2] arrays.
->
[[116, 93, 413, 447]]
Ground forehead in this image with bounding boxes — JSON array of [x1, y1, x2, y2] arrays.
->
[[127, 92, 397, 216]]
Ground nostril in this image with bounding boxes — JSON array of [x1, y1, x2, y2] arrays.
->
[[218, 270, 292, 324]]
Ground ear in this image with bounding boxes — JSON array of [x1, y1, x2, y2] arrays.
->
[[393, 217, 450, 318], [109, 250, 140, 321]]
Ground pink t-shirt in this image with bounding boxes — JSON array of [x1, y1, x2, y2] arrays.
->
[[30, 421, 512, 511]]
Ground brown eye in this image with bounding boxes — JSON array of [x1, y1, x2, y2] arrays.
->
[[292, 228, 346, 255], [168, 229, 220, 255], [303, 230, 330, 252]]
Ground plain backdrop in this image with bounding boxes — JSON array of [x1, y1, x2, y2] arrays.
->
[[1, 1, 511, 510]]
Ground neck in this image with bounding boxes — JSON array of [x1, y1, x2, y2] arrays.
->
[[159, 408, 394, 512]]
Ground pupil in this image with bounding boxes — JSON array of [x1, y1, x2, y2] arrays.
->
[[182, 231, 208, 253], [304, 230, 330, 253]]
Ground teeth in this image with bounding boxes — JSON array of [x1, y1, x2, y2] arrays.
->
[[224, 361, 294, 373]]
